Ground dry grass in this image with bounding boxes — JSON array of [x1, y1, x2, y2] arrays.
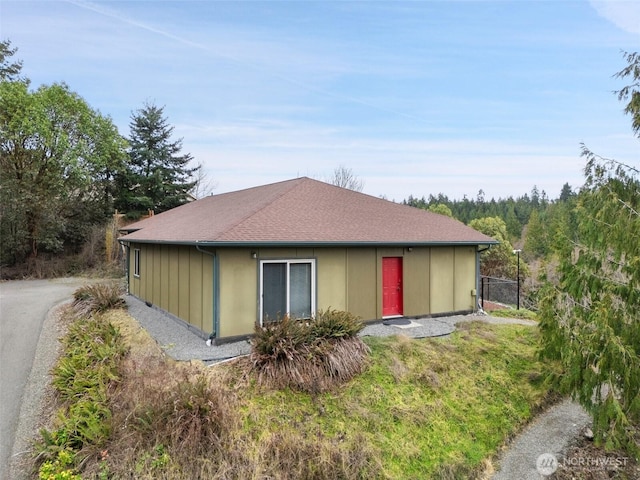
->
[[77, 311, 381, 479], [48, 309, 555, 479], [252, 336, 371, 394]]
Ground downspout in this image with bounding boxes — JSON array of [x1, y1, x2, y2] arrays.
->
[[476, 245, 492, 312], [195, 244, 218, 342], [119, 241, 130, 294]]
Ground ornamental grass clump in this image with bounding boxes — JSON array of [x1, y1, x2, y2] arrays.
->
[[250, 310, 370, 393], [72, 282, 125, 318]]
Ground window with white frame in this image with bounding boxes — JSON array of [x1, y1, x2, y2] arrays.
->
[[133, 248, 141, 277], [260, 259, 315, 324]]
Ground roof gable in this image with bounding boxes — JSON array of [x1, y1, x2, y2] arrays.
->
[[119, 177, 496, 245]]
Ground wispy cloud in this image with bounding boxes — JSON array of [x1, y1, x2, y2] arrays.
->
[[589, 0, 640, 35], [65, 0, 439, 125]]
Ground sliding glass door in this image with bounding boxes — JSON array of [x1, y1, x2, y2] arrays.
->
[[260, 259, 315, 324]]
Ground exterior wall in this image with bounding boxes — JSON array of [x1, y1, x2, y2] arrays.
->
[[402, 247, 431, 316], [345, 248, 377, 320], [128, 243, 478, 339], [218, 249, 257, 338], [453, 246, 477, 311], [128, 243, 214, 335], [429, 246, 477, 314]]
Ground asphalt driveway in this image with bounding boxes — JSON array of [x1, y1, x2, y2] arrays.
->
[[0, 278, 89, 480]]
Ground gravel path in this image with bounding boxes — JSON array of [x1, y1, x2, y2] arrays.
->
[[125, 296, 539, 363], [124, 296, 251, 363], [491, 399, 591, 479]]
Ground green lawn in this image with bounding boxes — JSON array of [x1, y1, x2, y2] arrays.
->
[[40, 309, 558, 479], [237, 321, 556, 479]]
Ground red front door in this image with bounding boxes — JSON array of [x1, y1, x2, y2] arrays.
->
[[382, 257, 403, 317]]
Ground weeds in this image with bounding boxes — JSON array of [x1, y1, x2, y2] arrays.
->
[[35, 308, 127, 475], [38, 449, 81, 480], [38, 303, 558, 479], [490, 307, 538, 320]]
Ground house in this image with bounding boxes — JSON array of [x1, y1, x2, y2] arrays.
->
[[118, 177, 497, 342]]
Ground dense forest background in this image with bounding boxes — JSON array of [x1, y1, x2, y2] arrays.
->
[[0, 40, 205, 278]]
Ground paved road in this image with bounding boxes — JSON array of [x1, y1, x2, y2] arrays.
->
[[0, 278, 88, 480]]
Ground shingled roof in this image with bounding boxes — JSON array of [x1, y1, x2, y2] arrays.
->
[[119, 177, 497, 246]]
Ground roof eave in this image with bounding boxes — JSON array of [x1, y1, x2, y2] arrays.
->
[[118, 239, 499, 248]]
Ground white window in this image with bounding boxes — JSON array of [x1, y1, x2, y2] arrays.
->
[[133, 248, 140, 277], [260, 259, 315, 324]]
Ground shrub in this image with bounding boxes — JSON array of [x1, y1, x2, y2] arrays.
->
[[101, 358, 237, 478], [310, 308, 364, 339], [250, 310, 370, 393], [72, 282, 125, 318], [36, 313, 126, 466], [38, 449, 81, 480], [52, 316, 126, 401]]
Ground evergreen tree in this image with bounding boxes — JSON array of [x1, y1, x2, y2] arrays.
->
[[116, 102, 198, 216], [0, 39, 23, 81], [538, 51, 640, 456], [505, 204, 521, 239], [558, 182, 574, 202], [523, 209, 547, 258]]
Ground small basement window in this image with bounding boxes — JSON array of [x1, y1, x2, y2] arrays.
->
[[133, 248, 140, 277]]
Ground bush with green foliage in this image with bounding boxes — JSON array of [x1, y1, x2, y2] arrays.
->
[[38, 449, 81, 480], [36, 296, 127, 470], [251, 309, 370, 393], [539, 51, 640, 458]]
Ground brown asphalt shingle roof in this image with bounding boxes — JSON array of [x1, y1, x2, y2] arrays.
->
[[119, 177, 497, 246]]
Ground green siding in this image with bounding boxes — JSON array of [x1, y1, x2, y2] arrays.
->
[[454, 246, 476, 311], [345, 248, 377, 320], [126, 243, 478, 339], [128, 243, 214, 338], [403, 248, 430, 316], [430, 247, 455, 313], [316, 249, 347, 312], [218, 249, 257, 338]]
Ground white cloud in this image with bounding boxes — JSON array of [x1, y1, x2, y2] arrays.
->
[[589, 1, 640, 35]]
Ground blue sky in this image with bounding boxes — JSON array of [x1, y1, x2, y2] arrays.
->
[[2, 1, 639, 201]]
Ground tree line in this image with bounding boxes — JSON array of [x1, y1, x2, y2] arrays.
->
[[408, 51, 640, 455], [0, 40, 200, 268]]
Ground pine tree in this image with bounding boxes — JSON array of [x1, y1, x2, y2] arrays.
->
[[0, 39, 23, 81], [538, 52, 640, 457], [116, 102, 198, 216], [523, 209, 547, 258]]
